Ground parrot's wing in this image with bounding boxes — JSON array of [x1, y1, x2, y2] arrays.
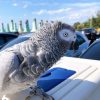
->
[[0, 51, 20, 96]]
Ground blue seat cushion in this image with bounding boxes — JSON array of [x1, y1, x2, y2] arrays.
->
[[37, 67, 76, 92]]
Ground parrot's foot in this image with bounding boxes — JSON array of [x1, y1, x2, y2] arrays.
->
[[25, 86, 54, 100]]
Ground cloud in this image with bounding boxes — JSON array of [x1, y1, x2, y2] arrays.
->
[[68, 4, 100, 20], [23, 14, 27, 17], [31, 2, 60, 6], [21, 1, 52, 8], [32, 2, 100, 24], [53, 16, 66, 21], [21, 1, 32, 8], [23, 4, 28, 8], [48, 8, 71, 14], [32, 8, 71, 15], [12, 2, 28, 8], [70, 2, 100, 7], [21, 1, 59, 9], [32, 2, 100, 15], [12, 3, 18, 7], [0, 16, 2, 22], [11, 1, 100, 24], [32, 2, 49, 6]]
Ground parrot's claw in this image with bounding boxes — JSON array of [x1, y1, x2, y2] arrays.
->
[[25, 86, 54, 100]]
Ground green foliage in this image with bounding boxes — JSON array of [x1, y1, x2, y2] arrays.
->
[[19, 20, 24, 32], [15, 23, 18, 32], [73, 11, 100, 30], [73, 22, 80, 29], [7, 23, 10, 32], [33, 18, 37, 30], [11, 20, 14, 31], [25, 19, 30, 32], [1, 23, 6, 32]]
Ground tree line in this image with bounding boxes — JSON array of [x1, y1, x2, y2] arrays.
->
[[73, 11, 100, 31]]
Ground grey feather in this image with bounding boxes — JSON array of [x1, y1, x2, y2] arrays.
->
[[0, 21, 76, 97]]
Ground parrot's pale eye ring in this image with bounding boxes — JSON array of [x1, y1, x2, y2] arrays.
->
[[63, 32, 68, 37]]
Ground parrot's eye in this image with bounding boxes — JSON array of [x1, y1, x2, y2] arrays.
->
[[63, 32, 68, 37]]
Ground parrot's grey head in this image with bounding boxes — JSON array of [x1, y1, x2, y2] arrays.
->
[[32, 21, 76, 52], [52, 21, 76, 44]]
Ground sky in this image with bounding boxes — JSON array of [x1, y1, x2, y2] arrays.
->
[[0, 0, 100, 28]]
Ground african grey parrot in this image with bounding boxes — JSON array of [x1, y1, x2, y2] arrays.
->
[[0, 21, 76, 98]]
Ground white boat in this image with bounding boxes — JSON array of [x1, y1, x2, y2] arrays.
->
[[2, 57, 100, 100]]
